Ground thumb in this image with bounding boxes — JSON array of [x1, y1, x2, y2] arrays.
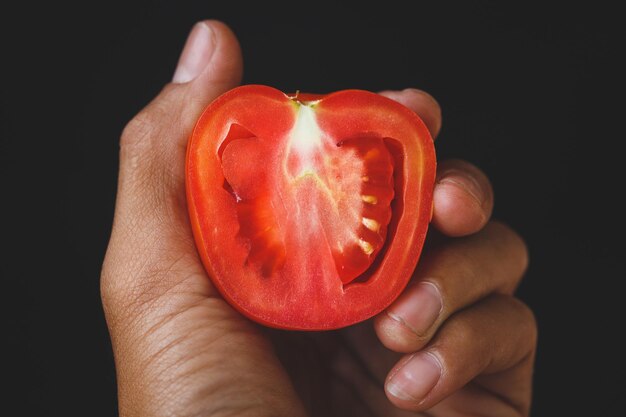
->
[[173, 20, 243, 101], [105, 20, 243, 307]]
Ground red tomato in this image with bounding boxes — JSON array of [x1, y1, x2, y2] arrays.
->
[[186, 85, 436, 330]]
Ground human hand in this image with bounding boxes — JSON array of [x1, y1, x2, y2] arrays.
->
[[101, 20, 535, 417]]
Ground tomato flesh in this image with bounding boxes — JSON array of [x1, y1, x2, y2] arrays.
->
[[220, 104, 394, 283], [186, 86, 436, 330]]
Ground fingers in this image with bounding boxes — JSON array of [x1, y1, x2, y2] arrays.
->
[[385, 294, 536, 414], [382, 88, 492, 236], [380, 88, 530, 413], [374, 221, 528, 353], [432, 159, 494, 236]]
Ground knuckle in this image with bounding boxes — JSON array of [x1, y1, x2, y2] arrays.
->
[[100, 251, 195, 332], [429, 245, 477, 288], [120, 108, 160, 151], [100, 261, 116, 310], [512, 298, 538, 346], [430, 315, 490, 371], [99, 241, 164, 327], [100, 258, 129, 328], [431, 309, 481, 355], [487, 220, 526, 253], [516, 235, 530, 274], [487, 221, 530, 279], [118, 112, 163, 183], [497, 295, 538, 350], [117, 94, 187, 197], [119, 84, 182, 151], [501, 222, 528, 267], [452, 314, 482, 344]]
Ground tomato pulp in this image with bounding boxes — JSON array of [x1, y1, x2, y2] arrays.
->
[[186, 86, 436, 330]]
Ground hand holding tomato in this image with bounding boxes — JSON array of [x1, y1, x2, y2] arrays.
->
[[102, 20, 536, 416]]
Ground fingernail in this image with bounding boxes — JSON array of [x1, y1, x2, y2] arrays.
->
[[437, 169, 486, 206], [387, 352, 442, 402], [387, 282, 442, 337], [173, 22, 215, 84]]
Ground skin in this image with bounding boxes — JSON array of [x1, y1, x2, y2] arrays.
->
[[101, 20, 536, 417]]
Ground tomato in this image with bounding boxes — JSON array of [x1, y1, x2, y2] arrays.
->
[[186, 85, 436, 330]]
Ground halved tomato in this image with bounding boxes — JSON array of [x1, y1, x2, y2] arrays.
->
[[186, 85, 436, 330]]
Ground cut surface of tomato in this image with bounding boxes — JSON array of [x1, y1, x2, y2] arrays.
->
[[186, 85, 436, 330]]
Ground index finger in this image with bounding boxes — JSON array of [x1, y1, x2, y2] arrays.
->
[[379, 88, 442, 138]]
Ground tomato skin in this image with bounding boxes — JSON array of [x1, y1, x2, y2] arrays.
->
[[186, 85, 436, 330]]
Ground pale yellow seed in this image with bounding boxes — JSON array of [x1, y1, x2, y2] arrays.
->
[[362, 217, 380, 232], [358, 239, 374, 255], [361, 195, 378, 204], [362, 175, 370, 182]]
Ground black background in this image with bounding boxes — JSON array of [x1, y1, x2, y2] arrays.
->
[[3, 2, 624, 416]]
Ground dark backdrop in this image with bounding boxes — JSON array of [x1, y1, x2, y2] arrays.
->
[[3, 2, 624, 416]]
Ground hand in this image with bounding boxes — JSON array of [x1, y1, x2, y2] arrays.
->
[[101, 20, 536, 417]]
